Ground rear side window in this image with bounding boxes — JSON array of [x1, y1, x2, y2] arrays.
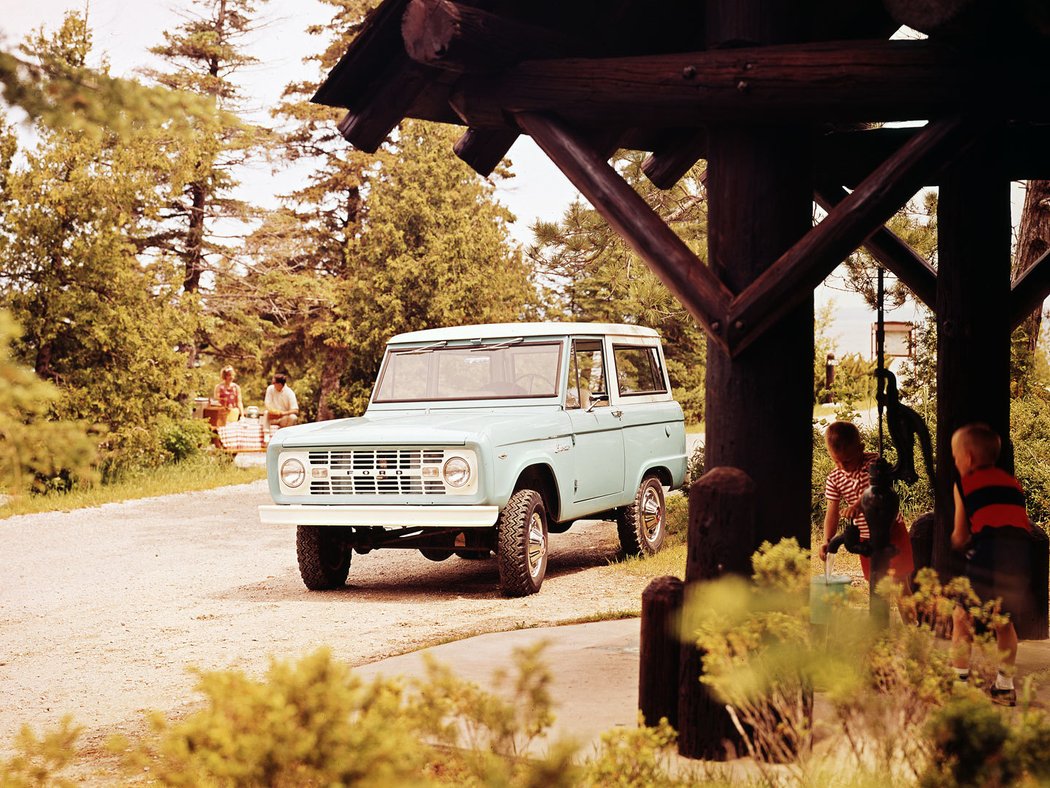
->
[[613, 345, 667, 396]]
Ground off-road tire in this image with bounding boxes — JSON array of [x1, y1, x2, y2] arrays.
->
[[617, 476, 666, 556], [496, 489, 549, 597], [296, 525, 351, 590]]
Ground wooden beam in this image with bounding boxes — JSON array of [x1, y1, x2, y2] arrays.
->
[[814, 185, 938, 310], [450, 41, 1050, 130], [1011, 248, 1050, 328], [727, 117, 983, 355], [515, 112, 732, 350], [334, 57, 433, 152], [816, 124, 1050, 185], [642, 129, 707, 189], [453, 127, 519, 176], [401, 0, 581, 72]]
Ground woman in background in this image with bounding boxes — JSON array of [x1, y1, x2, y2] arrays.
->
[[213, 365, 244, 424]]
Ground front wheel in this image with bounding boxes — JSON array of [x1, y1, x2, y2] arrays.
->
[[496, 489, 549, 597], [617, 476, 666, 556], [296, 525, 351, 590]]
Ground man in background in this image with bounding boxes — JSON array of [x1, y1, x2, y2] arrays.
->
[[264, 373, 300, 429]]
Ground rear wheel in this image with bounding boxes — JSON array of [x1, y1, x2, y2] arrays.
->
[[296, 526, 351, 590], [496, 489, 549, 596], [617, 476, 666, 556]]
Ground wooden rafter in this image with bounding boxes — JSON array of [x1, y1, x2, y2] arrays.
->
[[453, 128, 520, 176], [1011, 248, 1050, 328], [728, 116, 984, 355], [814, 185, 938, 310], [642, 130, 707, 190], [515, 112, 733, 351], [451, 41, 1050, 130]]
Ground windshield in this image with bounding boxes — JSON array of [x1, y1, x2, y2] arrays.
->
[[373, 341, 562, 402]]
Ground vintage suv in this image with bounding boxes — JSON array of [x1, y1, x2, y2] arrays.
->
[[259, 322, 687, 596]]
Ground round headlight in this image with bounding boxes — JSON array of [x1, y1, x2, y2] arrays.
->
[[280, 458, 305, 488], [443, 456, 471, 488]]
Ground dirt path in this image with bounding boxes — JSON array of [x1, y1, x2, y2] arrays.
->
[[0, 480, 650, 752]]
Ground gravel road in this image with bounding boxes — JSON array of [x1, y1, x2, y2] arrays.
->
[[0, 480, 651, 751]]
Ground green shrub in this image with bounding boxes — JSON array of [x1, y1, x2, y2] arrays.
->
[[158, 417, 215, 463], [0, 716, 81, 788], [1012, 392, 1050, 528]]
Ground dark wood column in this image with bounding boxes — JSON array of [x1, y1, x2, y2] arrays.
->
[[933, 136, 1011, 574], [703, 6, 814, 560], [705, 127, 814, 547], [681, 0, 814, 761]]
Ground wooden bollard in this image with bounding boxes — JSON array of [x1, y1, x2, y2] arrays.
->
[[639, 575, 684, 728], [678, 467, 758, 761]]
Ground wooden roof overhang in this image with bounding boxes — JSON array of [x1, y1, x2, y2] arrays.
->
[[312, 0, 1050, 357]]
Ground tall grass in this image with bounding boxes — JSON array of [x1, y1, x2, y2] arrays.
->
[[0, 454, 266, 518]]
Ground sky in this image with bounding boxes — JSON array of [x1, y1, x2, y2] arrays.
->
[[0, 1, 974, 360]]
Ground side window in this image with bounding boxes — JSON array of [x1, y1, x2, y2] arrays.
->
[[613, 345, 667, 396], [566, 348, 581, 409], [572, 339, 608, 408]]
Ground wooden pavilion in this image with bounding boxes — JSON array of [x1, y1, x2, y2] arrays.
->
[[312, 0, 1050, 759]]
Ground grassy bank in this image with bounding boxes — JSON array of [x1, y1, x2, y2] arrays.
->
[[0, 454, 266, 519]]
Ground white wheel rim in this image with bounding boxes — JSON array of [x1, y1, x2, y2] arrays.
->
[[527, 512, 546, 578]]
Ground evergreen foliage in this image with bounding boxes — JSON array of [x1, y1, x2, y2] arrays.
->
[[0, 15, 201, 478], [529, 152, 707, 423], [0, 312, 96, 495]]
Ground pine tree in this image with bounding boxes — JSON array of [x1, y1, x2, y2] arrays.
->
[[240, 2, 532, 419], [529, 151, 708, 422], [0, 14, 200, 474], [145, 0, 271, 295]]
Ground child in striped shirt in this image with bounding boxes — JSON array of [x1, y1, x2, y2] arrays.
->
[[950, 422, 1033, 706], [818, 421, 914, 588]]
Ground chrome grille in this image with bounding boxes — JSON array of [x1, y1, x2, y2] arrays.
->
[[306, 448, 447, 496]]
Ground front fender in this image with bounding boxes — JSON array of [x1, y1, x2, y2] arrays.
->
[[491, 437, 574, 517]]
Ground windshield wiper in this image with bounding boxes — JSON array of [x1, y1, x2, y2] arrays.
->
[[404, 340, 448, 354], [470, 337, 524, 352]]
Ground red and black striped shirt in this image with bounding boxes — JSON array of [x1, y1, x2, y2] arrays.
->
[[959, 467, 1031, 536]]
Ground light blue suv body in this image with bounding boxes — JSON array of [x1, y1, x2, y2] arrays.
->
[[259, 322, 687, 596]]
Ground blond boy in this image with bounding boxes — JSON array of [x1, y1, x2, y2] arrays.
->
[[950, 423, 1034, 706]]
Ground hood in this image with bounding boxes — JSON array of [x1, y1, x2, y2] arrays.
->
[[271, 407, 569, 449]]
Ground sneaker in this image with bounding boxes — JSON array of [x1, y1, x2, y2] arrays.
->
[[990, 686, 1017, 707]]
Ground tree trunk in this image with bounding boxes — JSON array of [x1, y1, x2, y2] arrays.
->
[[316, 345, 349, 421], [183, 181, 207, 294], [1013, 180, 1050, 367]]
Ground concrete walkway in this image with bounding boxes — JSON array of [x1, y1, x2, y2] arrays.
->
[[354, 619, 1050, 754]]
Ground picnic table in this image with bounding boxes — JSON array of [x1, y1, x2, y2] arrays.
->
[[196, 402, 277, 453]]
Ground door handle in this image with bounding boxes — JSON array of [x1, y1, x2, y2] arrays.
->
[[611, 409, 623, 418]]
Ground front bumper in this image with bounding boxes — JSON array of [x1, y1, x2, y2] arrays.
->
[[258, 504, 499, 529]]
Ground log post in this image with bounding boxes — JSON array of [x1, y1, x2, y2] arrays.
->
[[639, 575, 684, 728], [678, 467, 758, 759]]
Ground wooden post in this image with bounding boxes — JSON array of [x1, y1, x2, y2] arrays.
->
[[933, 135, 1012, 572], [678, 467, 758, 759], [684, 0, 813, 760], [639, 575, 684, 728]]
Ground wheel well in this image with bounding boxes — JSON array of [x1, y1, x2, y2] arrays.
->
[[514, 464, 561, 522], [644, 466, 673, 488]]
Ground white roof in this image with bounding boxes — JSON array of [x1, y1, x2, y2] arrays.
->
[[388, 322, 660, 344]]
